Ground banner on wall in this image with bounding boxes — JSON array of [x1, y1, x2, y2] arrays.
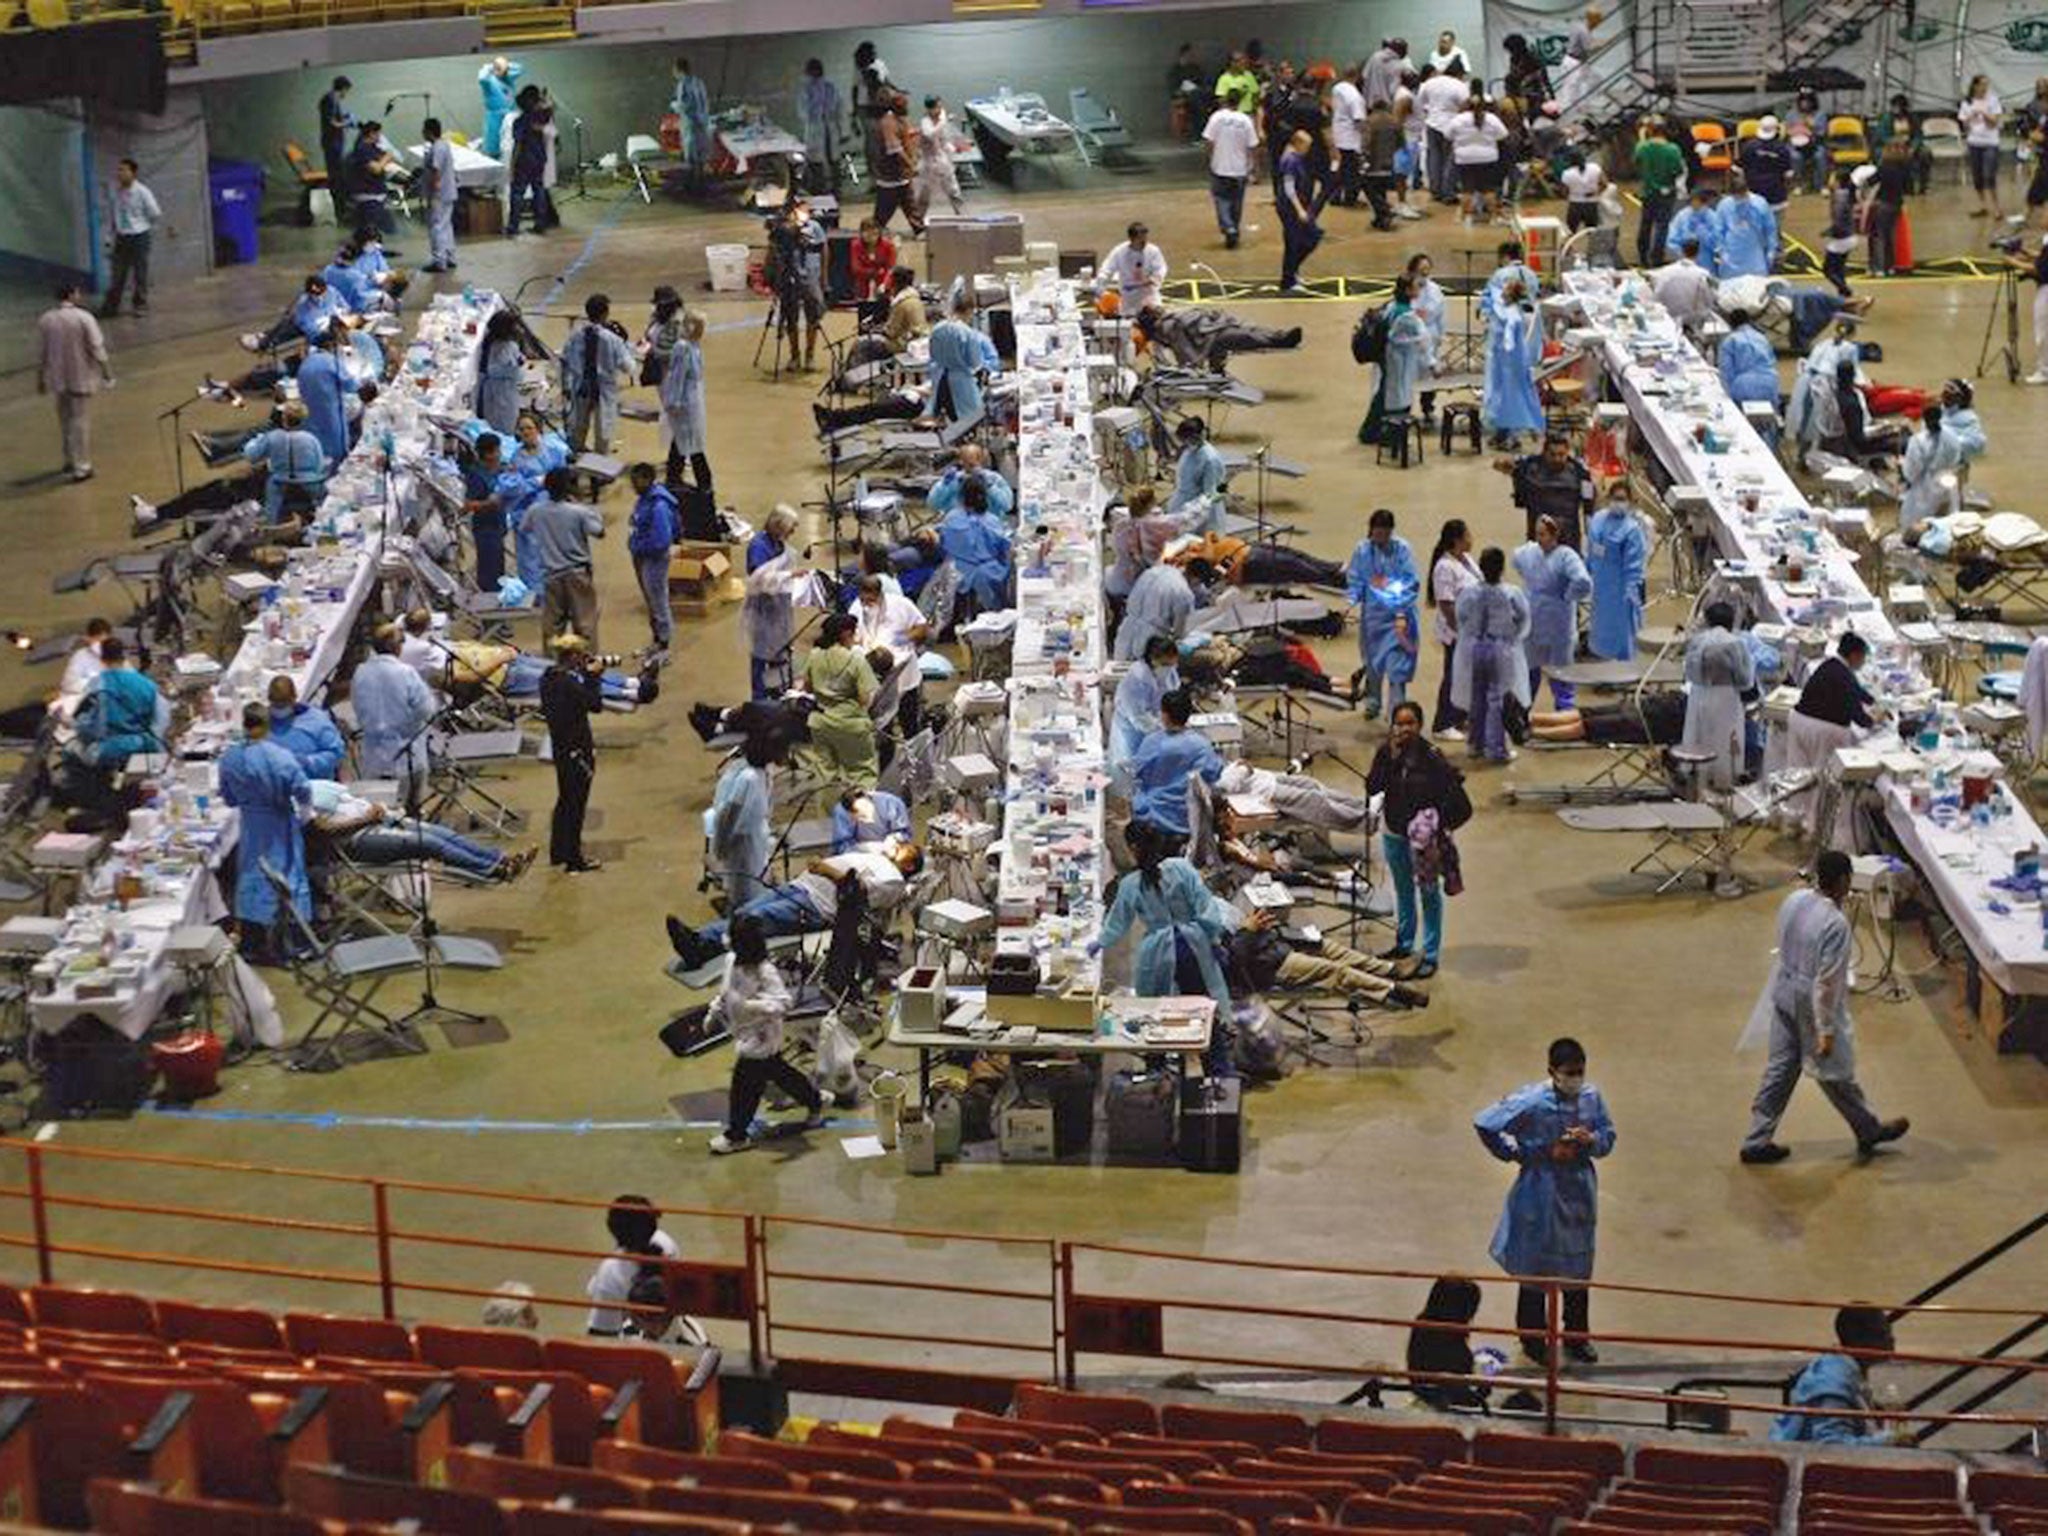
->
[[89, 87, 214, 290], [1484, 0, 1636, 93], [1821, 0, 2048, 104]]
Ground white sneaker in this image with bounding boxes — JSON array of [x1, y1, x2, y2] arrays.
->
[[2026, 371, 2048, 386], [1437, 727, 1466, 742], [1396, 205, 1424, 220], [130, 494, 158, 527], [708, 1131, 752, 1155], [239, 332, 262, 352]]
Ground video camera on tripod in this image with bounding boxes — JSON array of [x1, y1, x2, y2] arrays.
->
[[763, 204, 821, 302]]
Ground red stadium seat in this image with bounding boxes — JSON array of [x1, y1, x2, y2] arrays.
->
[[1015, 1384, 1161, 1437], [1803, 1461, 1959, 1501], [721, 1425, 906, 1479], [155, 1302, 288, 1354], [1630, 1446, 1788, 1503], [855, 1509, 1072, 1534], [1033, 1498, 1253, 1533], [84, 1372, 328, 1506], [1338, 1492, 1535, 1533], [811, 1421, 991, 1467], [1190, 1469, 1356, 1515], [29, 1286, 158, 1338], [1267, 1447, 1427, 1483], [448, 1366, 613, 1467], [1231, 1456, 1397, 1497], [639, 1481, 860, 1527], [1114, 1431, 1259, 1463], [806, 1471, 1022, 1511], [1004, 1450, 1175, 1490], [284, 1460, 512, 1535], [0, 1385, 150, 1529], [1315, 1418, 1468, 1467], [541, 1337, 720, 1453], [1473, 1430, 1624, 1485], [414, 1323, 547, 1374], [1125, 1477, 1323, 1526], [915, 1413, 1045, 1456], [215, 1366, 456, 1483], [593, 1439, 797, 1488], [1162, 1402, 1314, 1453], [509, 1508, 745, 1536], [916, 1457, 1111, 1504], [1973, 1470, 2048, 1513], [1053, 1440, 1219, 1480], [87, 1477, 325, 1536], [955, 1408, 1105, 1448], [444, 1445, 642, 1507], [0, 1285, 31, 1327], [282, 1313, 415, 1364]]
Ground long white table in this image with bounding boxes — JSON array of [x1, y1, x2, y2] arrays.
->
[[1560, 269, 1893, 646], [27, 292, 499, 1039], [1882, 776, 2048, 997]]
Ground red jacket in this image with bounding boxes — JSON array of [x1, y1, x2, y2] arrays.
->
[[849, 234, 897, 299]]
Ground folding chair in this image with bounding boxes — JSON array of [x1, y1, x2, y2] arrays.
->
[[262, 861, 432, 1072]]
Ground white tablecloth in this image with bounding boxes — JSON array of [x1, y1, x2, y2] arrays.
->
[[714, 122, 806, 174], [965, 95, 1075, 150], [405, 142, 506, 191], [1882, 778, 2048, 995], [1561, 270, 1893, 645]]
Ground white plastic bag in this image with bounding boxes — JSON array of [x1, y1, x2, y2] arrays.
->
[[224, 954, 285, 1050], [813, 1011, 862, 1097]]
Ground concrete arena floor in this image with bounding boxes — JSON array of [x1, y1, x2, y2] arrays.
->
[[0, 147, 2044, 1405]]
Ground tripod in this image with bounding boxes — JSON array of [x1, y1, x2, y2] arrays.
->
[[1977, 265, 2023, 384], [753, 288, 795, 380]]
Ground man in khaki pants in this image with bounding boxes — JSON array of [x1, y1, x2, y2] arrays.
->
[[524, 467, 606, 650], [37, 282, 114, 482]]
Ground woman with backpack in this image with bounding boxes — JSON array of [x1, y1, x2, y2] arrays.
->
[[1366, 700, 1469, 980], [585, 1194, 679, 1335], [1356, 273, 1432, 446]]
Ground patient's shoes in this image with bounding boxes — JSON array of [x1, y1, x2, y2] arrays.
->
[[130, 494, 158, 528]]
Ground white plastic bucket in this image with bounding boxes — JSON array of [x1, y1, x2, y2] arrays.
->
[[869, 1071, 908, 1148], [705, 243, 750, 293]]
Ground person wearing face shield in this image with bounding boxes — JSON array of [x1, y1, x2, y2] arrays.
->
[[264, 675, 346, 780], [1473, 1036, 1616, 1365]]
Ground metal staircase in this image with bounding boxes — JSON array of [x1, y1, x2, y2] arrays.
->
[[1571, 0, 1901, 130], [1893, 1208, 2048, 1453]]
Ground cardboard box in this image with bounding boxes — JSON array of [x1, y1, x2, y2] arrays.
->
[[999, 1104, 1056, 1163], [669, 543, 735, 606], [899, 1116, 939, 1175], [984, 985, 1097, 1033], [898, 966, 948, 1031], [455, 191, 503, 237]]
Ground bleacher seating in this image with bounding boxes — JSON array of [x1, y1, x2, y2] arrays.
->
[[0, 1282, 2037, 1534]]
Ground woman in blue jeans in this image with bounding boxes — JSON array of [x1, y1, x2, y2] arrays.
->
[[1366, 700, 1460, 978]]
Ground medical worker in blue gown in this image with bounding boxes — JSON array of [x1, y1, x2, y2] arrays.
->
[[1474, 1034, 1616, 1365], [707, 738, 773, 911], [1664, 188, 1723, 271], [936, 477, 1013, 615], [1166, 416, 1227, 525], [1110, 635, 1181, 774], [1715, 170, 1778, 278], [1718, 308, 1780, 442], [1114, 559, 1203, 664], [353, 626, 437, 811], [1512, 516, 1592, 709], [1090, 817, 1248, 1017], [265, 676, 346, 780], [927, 444, 1014, 521], [1346, 509, 1420, 720], [926, 289, 1000, 423], [1358, 273, 1432, 447], [1450, 548, 1532, 764], [219, 702, 313, 943], [479, 56, 525, 158], [242, 402, 329, 524], [1124, 689, 1224, 840], [295, 330, 351, 465], [507, 413, 570, 593], [1584, 484, 1648, 662], [1482, 275, 1545, 447]]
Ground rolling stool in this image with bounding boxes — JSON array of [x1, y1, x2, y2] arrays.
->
[[1668, 745, 1720, 803], [1439, 401, 1483, 455], [1373, 413, 1427, 468]]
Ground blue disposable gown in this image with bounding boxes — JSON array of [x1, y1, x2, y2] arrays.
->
[[1115, 564, 1194, 662], [1481, 262, 1539, 314], [1771, 1354, 1888, 1444], [672, 71, 712, 164], [1126, 728, 1223, 838], [479, 61, 525, 159], [353, 653, 436, 781], [321, 260, 376, 315], [707, 759, 772, 908], [659, 338, 707, 459], [219, 736, 311, 926], [1664, 203, 1722, 272], [295, 349, 351, 464], [830, 789, 911, 853], [269, 703, 346, 779], [559, 322, 635, 446], [476, 338, 524, 435], [928, 466, 1015, 521], [1681, 626, 1756, 789], [1110, 662, 1179, 771], [1346, 535, 1421, 684], [1584, 507, 1648, 661], [1450, 582, 1533, 712], [1482, 290, 1545, 436], [76, 668, 170, 767], [508, 432, 570, 589], [293, 288, 345, 344], [743, 532, 795, 663], [1719, 325, 1778, 407], [938, 507, 1013, 610], [1511, 539, 1592, 670], [1375, 304, 1430, 416], [1900, 426, 1963, 530], [927, 319, 999, 422], [1946, 406, 1988, 463], [243, 428, 328, 523], [1167, 442, 1227, 521], [1786, 335, 1858, 446], [1715, 194, 1777, 279], [1411, 277, 1447, 369], [1474, 1078, 1617, 1280], [1096, 855, 1239, 1011]]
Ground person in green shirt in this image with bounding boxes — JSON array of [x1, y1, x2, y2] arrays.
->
[[1632, 119, 1685, 267], [1216, 50, 1262, 117]]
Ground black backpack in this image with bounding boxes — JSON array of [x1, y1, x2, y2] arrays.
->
[[1351, 303, 1391, 365]]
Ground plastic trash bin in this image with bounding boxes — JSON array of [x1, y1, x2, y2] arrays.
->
[[208, 157, 266, 266], [705, 242, 749, 292]]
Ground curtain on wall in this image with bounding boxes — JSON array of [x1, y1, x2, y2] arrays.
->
[[0, 102, 92, 284], [89, 86, 214, 288]]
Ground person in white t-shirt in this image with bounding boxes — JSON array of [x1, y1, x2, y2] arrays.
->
[[1415, 64, 1473, 202], [1098, 221, 1168, 312], [1426, 519, 1480, 739], [51, 619, 112, 742], [1427, 30, 1473, 75], [1202, 98, 1260, 247], [585, 1195, 680, 1336], [1560, 151, 1607, 232], [1328, 65, 1368, 209], [1961, 76, 2005, 220], [1447, 96, 1510, 224], [915, 94, 965, 220]]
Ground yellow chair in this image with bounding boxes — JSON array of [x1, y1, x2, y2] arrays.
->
[[1826, 114, 1870, 168], [1691, 121, 1734, 181], [449, 129, 470, 147], [1735, 117, 1762, 151]]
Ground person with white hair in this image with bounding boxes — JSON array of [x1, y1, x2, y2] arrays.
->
[[743, 505, 804, 700], [481, 1282, 540, 1330]]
